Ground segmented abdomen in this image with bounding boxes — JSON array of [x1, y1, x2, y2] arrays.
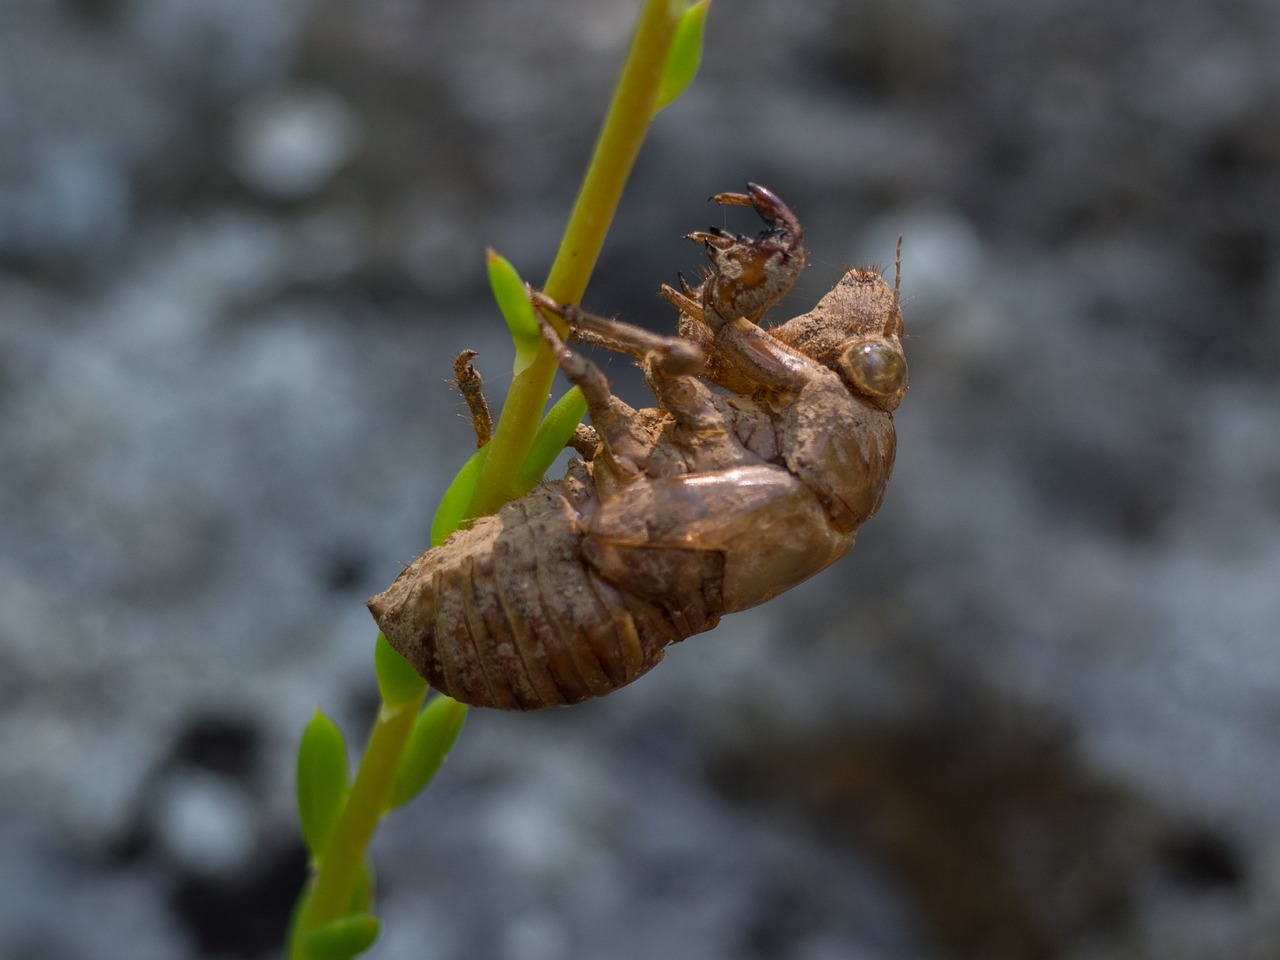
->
[[368, 483, 723, 710]]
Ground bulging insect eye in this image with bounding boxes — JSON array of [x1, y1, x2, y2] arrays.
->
[[840, 340, 906, 398]]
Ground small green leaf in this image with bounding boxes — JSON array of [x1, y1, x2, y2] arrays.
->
[[387, 695, 468, 810], [431, 444, 489, 546], [301, 913, 380, 960], [654, 0, 709, 112], [515, 386, 589, 493], [487, 248, 542, 375], [374, 632, 426, 708], [296, 711, 349, 860]]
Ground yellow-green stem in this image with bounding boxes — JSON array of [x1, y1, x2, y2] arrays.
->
[[303, 694, 425, 927], [295, 2, 689, 946], [465, 0, 683, 518]]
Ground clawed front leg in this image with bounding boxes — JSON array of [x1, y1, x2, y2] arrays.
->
[[658, 184, 823, 396], [691, 183, 806, 330]]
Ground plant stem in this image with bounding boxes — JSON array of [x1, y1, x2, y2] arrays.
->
[[303, 697, 424, 929], [465, 0, 683, 519], [292, 3, 687, 946]]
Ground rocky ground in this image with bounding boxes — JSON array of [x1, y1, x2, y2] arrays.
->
[[3, 0, 1279, 958]]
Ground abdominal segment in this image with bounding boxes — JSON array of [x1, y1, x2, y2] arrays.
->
[[367, 483, 724, 710]]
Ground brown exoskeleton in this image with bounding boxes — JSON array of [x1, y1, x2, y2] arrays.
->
[[368, 185, 907, 710]]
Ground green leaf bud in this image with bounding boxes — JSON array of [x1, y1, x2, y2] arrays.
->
[[515, 386, 588, 493], [296, 711, 349, 860], [486, 248, 542, 375], [654, 1, 709, 112], [374, 632, 427, 708], [431, 445, 489, 546], [387, 695, 468, 810]]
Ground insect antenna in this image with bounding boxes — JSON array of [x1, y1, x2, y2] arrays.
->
[[893, 235, 903, 313]]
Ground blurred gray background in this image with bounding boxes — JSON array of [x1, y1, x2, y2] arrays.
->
[[3, 0, 1279, 958]]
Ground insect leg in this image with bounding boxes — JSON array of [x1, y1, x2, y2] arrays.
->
[[714, 316, 825, 393], [567, 423, 600, 459], [534, 312, 653, 479], [531, 290, 703, 378], [690, 183, 806, 329], [660, 273, 703, 322], [661, 276, 716, 363], [531, 290, 733, 449]]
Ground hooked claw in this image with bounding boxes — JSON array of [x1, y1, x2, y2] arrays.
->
[[685, 227, 740, 250], [708, 183, 803, 246], [686, 183, 807, 329]]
